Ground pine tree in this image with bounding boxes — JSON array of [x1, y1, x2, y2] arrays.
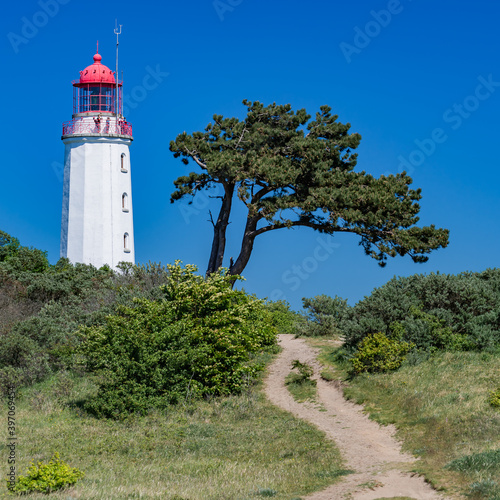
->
[[170, 100, 449, 276]]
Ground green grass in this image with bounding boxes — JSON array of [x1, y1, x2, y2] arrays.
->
[[284, 373, 317, 403], [320, 346, 500, 499], [1, 370, 349, 499]]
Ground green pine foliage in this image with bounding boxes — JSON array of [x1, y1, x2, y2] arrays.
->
[[10, 452, 84, 494], [170, 100, 448, 278], [77, 262, 277, 419]]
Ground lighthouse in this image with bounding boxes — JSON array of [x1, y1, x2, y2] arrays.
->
[[60, 47, 135, 269]]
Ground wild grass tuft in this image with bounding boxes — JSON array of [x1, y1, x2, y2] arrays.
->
[[285, 360, 317, 403]]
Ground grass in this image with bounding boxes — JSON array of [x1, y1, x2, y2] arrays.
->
[[317, 343, 500, 499], [284, 373, 317, 403], [284, 360, 317, 403], [1, 369, 349, 499]]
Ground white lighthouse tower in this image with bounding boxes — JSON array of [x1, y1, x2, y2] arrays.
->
[[60, 46, 135, 268]]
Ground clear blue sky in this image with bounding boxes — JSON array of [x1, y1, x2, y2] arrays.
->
[[1, 0, 499, 311]]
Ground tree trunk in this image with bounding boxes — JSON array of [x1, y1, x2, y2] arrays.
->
[[229, 215, 259, 277], [206, 182, 234, 275]]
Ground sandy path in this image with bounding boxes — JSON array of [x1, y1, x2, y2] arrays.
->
[[264, 334, 447, 500]]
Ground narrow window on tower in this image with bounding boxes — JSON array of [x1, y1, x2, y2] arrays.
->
[[121, 153, 127, 172], [122, 193, 129, 212], [124, 233, 130, 253]]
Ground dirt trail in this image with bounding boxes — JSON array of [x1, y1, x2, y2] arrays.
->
[[264, 334, 447, 500]]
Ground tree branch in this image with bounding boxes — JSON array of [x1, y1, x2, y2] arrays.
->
[[184, 147, 207, 169]]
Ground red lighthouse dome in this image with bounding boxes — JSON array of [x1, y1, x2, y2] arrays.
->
[[70, 47, 122, 115], [62, 45, 132, 138], [79, 52, 116, 84]]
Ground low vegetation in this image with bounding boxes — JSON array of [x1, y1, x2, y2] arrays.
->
[[285, 360, 317, 403], [341, 269, 500, 352], [4, 229, 500, 499], [10, 453, 84, 494], [301, 270, 500, 499], [348, 332, 413, 375], [0, 230, 348, 498], [77, 262, 278, 418], [1, 372, 348, 499]]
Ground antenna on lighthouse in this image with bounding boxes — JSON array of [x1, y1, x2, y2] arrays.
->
[[114, 20, 122, 120]]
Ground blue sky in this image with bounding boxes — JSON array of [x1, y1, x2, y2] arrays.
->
[[1, 0, 499, 311]]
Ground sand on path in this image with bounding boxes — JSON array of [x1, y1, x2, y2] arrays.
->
[[263, 334, 448, 500]]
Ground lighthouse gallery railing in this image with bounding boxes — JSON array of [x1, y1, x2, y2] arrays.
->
[[62, 119, 132, 137]]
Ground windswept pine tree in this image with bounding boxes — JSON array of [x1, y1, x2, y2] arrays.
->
[[170, 100, 449, 277]]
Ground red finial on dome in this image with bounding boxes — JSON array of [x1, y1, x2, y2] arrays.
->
[[78, 46, 115, 84], [93, 40, 102, 63]]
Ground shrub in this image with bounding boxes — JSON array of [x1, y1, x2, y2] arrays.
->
[[298, 294, 349, 336], [10, 453, 84, 494], [400, 306, 472, 352], [288, 359, 314, 383], [350, 332, 413, 375], [488, 388, 500, 408], [77, 262, 277, 418], [263, 300, 302, 335], [341, 270, 500, 352], [0, 231, 172, 390], [0, 231, 20, 262]]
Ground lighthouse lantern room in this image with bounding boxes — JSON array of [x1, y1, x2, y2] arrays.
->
[[60, 45, 135, 269]]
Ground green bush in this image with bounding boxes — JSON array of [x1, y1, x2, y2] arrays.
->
[[298, 294, 349, 336], [0, 231, 20, 262], [400, 306, 472, 352], [288, 359, 314, 383], [349, 332, 413, 375], [0, 230, 172, 390], [488, 388, 500, 408], [77, 262, 277, 418], [10, 452, 84, 494], [263, 299, 302, 335], [341, 270, 500, 352]]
